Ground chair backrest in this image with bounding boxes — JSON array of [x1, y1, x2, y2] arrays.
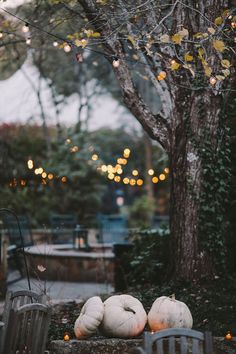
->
[[50, 214, 78, 244], [2, 214, 33, 248], [1, 290, 47, 353], [143, 328, 213, 354], [97, 214, 128, 244], [2, 303, 51, 354]]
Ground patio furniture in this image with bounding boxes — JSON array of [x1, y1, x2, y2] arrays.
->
[[97, 214, 129, 244], [1, 302, 51, 354], [0, 290, 47, 353], [132, 328, 213, 354], [50, 214, 78, 244], [2, 214, 33, 279]]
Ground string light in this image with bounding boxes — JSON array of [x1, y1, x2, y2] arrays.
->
[[148, 169, 154, 176], [117, 168, 123, 174], [27, 159, 34, 169], [159, 174, 166, 181], [130, 178, 136, 186], [112, 58, 120, 68], [114, 176, 121, 182], [42, 172, 47, 178], [53, 41, 58, 47], [210, 77, 217, 85], [22, 23, 29, 33], [64, 44, 71, 53], [76, 52, 83, 62], [26, 37, 31, 45], [108, 173, 115, 180], [152, 176, 159, 183], [231, 21, 236, 28], [101, 165, 107, 172], [132, 170, 138, 176], [0, 32, 3, 38], [48, 173, 54, 180], [123, 148, 130, 157], [61, 176, 67, 183], [38, 167, 43, 174], [123, 177, 129, 184], [92, 154, 98, 161], [164, 167, 170, 174], [137, 179, 144, 186]]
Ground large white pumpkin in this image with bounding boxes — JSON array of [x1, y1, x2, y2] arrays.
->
[[74, 296, 104, 339], [148, 295, 193, 331], [101, 294, 147, 338]]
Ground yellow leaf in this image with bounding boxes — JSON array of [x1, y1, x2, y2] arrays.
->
[[221, 59, 231, 68], [127, 35, 136, 47], [222, 9, 230, 18], [214, 17, 223, 25], [204, 66, 212, 77], [213, 40, 225, 52], [208, 27, 216, 35], [184, 52, 193, 62], [160, 34, 170, 43], [92, 32, 101, 38], [216, 75, 225, 81], [74, 38, 88, 48], [194, 32, 204, 39], [171, 61, 180, 70], [198, 48, 205, 59], [222, 68, 230, 77], [171, 33, 182, 44]]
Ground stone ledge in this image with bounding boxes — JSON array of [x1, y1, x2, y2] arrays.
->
[[49, 338, 142, 354], [49, 337, 236, 354]]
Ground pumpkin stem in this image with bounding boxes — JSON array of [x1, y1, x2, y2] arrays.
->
[[124, 306, 136, 314], [170, 293, 175, 300]]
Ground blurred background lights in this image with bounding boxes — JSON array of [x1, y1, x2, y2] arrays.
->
[[159, 174, 166, 181], [152, 176, 159, 183], [27, 159, 34, 169], [148, 169, 154, 176], [91, 154, 98, 161], [123, 177, 129, 184], [137, 179, 143, 186]]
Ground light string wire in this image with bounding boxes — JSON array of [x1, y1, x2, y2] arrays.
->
[[0, 5, 235, 92]]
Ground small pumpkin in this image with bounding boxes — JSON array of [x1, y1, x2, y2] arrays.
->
[[101, 294, 147, 338], [74, 296, 104, 339], [148, 295, 193, 331]]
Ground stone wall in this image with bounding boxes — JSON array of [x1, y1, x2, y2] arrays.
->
[[49, 337, 235, 354]]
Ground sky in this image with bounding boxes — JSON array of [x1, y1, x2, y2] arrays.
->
[[0, 0, 139, 131]]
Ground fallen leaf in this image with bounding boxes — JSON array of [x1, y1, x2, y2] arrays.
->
[[216, 75, 225, 81], [172, 33, 183, 44]]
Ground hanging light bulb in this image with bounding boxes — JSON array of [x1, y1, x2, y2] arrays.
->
[[22, 23, 29, 33], [64, 44, 71, 53], [76, 52, 83, 62], [0, 32, 3, 39], [53, 41, 58, 47], [112, 57, 120, 68], [26, 37, 31, 45], [210, 77, 217, 85]]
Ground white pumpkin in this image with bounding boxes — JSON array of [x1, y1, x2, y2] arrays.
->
[[148, 295, 193, 331], [101, 294, 147, 338], [74, 296, 104, 339]]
